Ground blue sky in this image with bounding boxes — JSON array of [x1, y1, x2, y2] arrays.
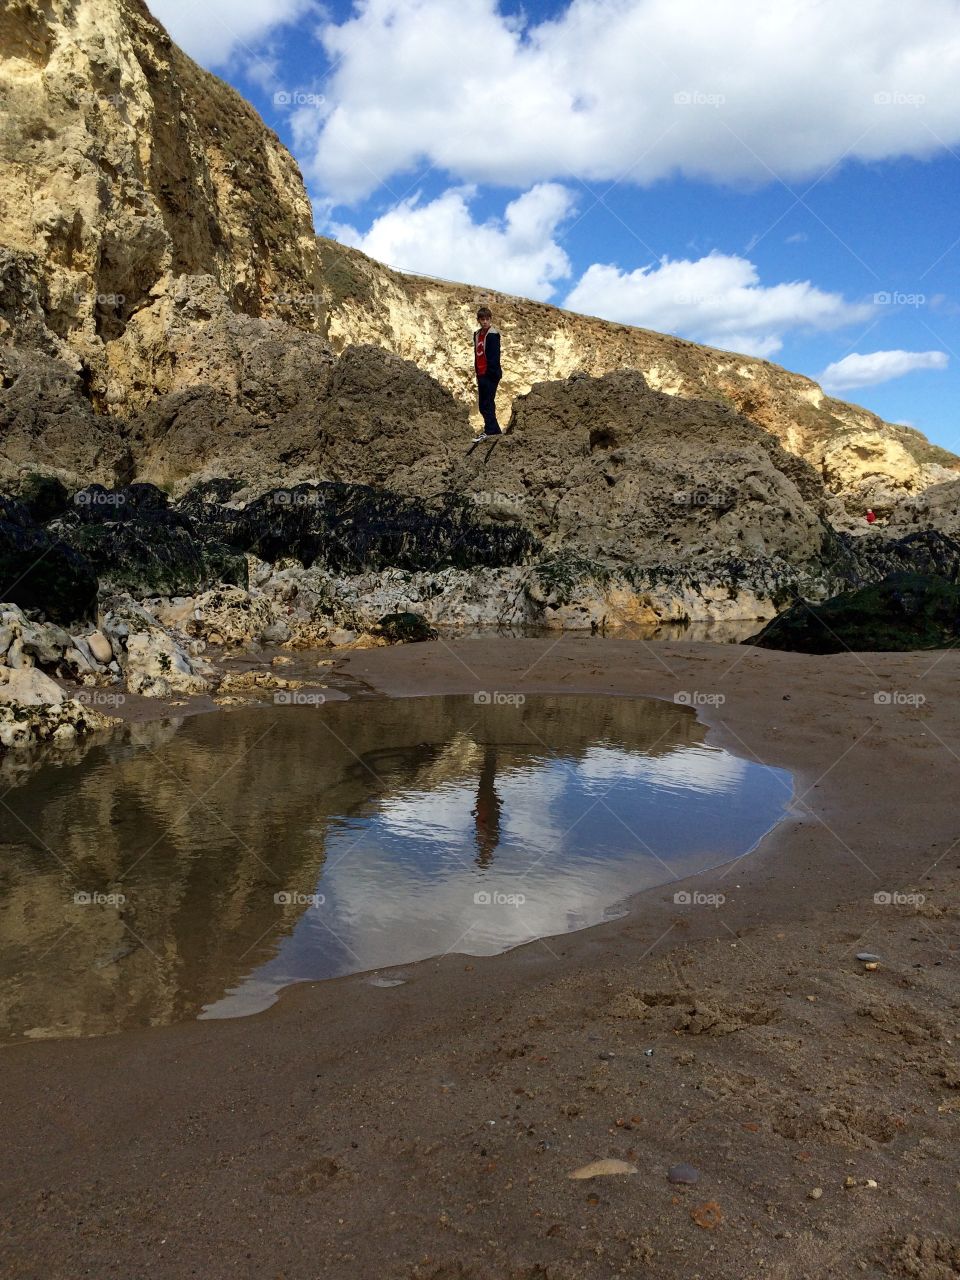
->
[[152, 0, 960, 451]]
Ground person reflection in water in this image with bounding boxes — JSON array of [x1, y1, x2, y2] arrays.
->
[[472, 746, 502, 867]]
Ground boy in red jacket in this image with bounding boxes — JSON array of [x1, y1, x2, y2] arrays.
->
[[473, 306, 503, 436]]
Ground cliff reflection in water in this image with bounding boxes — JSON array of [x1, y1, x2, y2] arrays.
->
[[0, 695, 790, 1041]]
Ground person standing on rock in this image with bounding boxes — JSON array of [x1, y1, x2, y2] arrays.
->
[[474, 306, 503, 436]]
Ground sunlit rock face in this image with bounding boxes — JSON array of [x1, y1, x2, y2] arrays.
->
[[314, 239, 960, 509]]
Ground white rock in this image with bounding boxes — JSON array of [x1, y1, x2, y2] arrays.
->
[[124, 631, 210, 695], [6, 638, 35, 670], [127, 672, 173, 698], [20, 620, 72, 665], [61, 646, 95, 677], [0, 667, 65, 706]]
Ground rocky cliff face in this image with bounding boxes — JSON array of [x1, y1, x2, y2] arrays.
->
[[0, 0, 322, 411], [315, 239, 960, 518]]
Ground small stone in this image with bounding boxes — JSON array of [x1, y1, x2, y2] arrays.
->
[[667, 1163, 700, 1186], [856, 952, 881, 963], [643, 1048, 654, 1057], [863, 1179, 878, 1189], [844, 1176, 857, 1188], [86, 631, 113, 664], [598, 1050, 616, 1060], [864, 962, 879, 971], [568, 1159, 638, 1180], [808, 1187, 823, 1200]]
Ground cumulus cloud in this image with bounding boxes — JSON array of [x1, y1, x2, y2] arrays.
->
[[332, 183, 575, 298], [564, 252, 872, 357], [821, 349, 950, 390], [300, 0, 960, 201], [150, 0, 319, 66]]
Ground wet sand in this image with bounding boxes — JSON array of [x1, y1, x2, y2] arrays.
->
[[1, 637, 958, 1279]]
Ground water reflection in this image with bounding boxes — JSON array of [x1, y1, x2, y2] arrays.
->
[[0, 696, 790, 1042], [473, 746, 503, 867]]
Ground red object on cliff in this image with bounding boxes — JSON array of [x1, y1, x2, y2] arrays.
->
[[865, 509, 876, 524]]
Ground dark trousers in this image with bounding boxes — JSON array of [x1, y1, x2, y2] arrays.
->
[[477, 374, 502, 435]]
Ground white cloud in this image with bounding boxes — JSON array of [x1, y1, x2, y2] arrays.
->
[[332, 183, 575, 298], [564, 252, 872, 357], [299, 0, 960, 201], [333, 188, 871, 351], [149, 0, 318, 66], [821, 349, 950, 390]]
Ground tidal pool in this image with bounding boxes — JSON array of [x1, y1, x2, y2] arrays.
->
[[0, 695, 791, 1042]]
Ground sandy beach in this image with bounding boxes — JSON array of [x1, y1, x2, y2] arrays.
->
[[0, 636, 957, 1279]]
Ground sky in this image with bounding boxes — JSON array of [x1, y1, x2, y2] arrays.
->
[[150, 0, 960, 452]]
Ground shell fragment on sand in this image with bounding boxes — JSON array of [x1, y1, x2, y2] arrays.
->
[[567, 1159, 639, 1180]]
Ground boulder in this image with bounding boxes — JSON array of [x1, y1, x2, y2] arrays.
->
[[745, 573, 960, 653], [0, 666, 65, 706], [376, 612, 439, 643], [124, 630, 211, 696]]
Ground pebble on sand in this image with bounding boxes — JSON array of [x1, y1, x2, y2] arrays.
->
[[667, 1163, 700, 1186]]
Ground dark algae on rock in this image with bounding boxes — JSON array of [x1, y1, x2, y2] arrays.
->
[[746, 573, 960, 653], [179, 481, 539, 573], [0, 495, 98, 625]]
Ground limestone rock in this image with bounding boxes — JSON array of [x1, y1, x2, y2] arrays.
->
[[0, 666, 65, 707], [0, 0, 323, 412], [123, 630, 210, 696], [182, 585, 282, 648]]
